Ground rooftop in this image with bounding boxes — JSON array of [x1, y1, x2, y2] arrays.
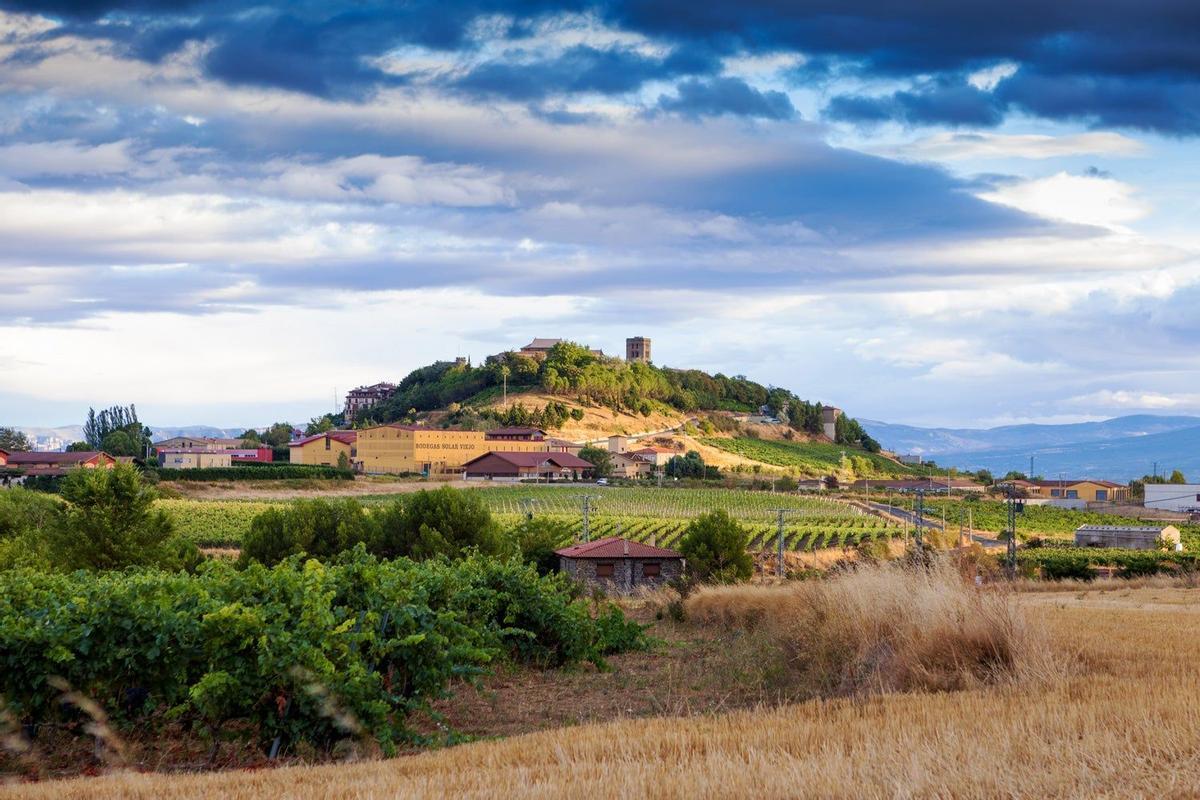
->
[[288, 431, 358, 447], [7, 451, 107, 464], [555, 537, 683, 559], [465, 451, 593, 469]]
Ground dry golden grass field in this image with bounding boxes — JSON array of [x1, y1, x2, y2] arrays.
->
[[5, 577, 1200, 799]]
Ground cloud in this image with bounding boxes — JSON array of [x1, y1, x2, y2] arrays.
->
[[885, 132, 1144, 161], [1066, 390, 1200, 411], [978, 171, 1151, 228], [655, 77, 795, 120]]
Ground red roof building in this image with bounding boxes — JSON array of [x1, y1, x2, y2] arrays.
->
[[462, 451, 593, 481], [555, 537, 684, 594], [7, 451, 116, 476]]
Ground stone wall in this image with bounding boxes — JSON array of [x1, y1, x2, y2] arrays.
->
[[559, 556, 684, 594]]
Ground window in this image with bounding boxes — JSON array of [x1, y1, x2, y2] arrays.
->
[[1050, 489, 1061, 497], [596, 563, 614, 578], [1097, 490, 1108, 501], [642, 562, 661, 577], [1066, 490, 1078, 499], [325, 438, 331, 450]]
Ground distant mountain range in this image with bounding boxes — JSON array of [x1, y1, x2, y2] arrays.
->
[[17, 424, 250, 447], [862, 415, 1200, 482]]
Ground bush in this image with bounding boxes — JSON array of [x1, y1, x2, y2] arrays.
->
[[0, 551, 646, 753], [679, 510, 754, 584], [42, 464, 188, 571], [157, 465, 353, 482], [239, 499, 378, 567], [373, 486, 501, 561], [507, 516, 574, 575]]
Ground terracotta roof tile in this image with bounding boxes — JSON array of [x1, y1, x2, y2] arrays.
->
[[556, 537, 683, 559]]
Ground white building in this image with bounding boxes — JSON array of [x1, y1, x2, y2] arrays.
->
[[1144, 484, 1200, 513]]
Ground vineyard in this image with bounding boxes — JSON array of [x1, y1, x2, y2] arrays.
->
[[873, 495, 1200, 547], [158, 486, 904, 551], [698, 437, 921, 477]]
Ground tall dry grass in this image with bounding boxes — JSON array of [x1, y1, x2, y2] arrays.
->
[[686, 559, 1067, 695]]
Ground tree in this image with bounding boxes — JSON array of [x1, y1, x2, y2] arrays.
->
[[373, 487, 501, 560], [261, 422, 295, 447], [81, 405, 151, 453], [678, 510, 753, 584], [240, 499, 377, 566], [305, 415, 336, 436], [99, 429, 139, 457], [0, 427, 31, 452], [578, 445, 613, 478], [975, 469, 994, 486], [337, 451, 351, 471], [44, 464, 187, 571], [508, 517, 573, 575], [1169, 470, 1188, 484], [666, 450, 710, 479]]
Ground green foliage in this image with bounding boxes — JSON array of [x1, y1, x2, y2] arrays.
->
[[665, 450, 717, 480], [0, 552, 646, 754], [157, 464, 353, 481], [42, 464, 189, 571], [240, 499, 378, 566], [702, 437, 917, 477], [373, 487, 501, 561], [0, 427, 31, 452], [679, 510, 754, 584], [0, 488, 61, 569], [507, 516, 573, 575], [1018, 545, 1199, 580], [261, 422, 295, 448], [578, 445, 613, 478], [305, 415, 336, 435], [82, 404, 151, 455]]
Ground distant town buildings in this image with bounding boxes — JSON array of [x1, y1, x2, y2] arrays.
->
[[158, 449, 232, 469], [625, 336, 651, 363], [343, 382, 396, 422], [2, 451, 116, 477], [515, 338, 605, 360]]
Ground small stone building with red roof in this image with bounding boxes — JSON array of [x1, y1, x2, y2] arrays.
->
[[555, 537, 684, 593]]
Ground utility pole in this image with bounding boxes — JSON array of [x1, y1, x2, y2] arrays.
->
[[1030, 455, 1035, 479], [1006, 483, 1019, 579], [574, 495, 598, 542], [772, 508, 800, 578], [913, 490, 925, 553]]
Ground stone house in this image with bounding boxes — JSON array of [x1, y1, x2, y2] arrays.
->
[[555, 537, 684, 594]]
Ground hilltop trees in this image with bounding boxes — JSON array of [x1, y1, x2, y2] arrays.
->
[[0, 427, 31, 452]]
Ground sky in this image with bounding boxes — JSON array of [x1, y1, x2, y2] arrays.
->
[[2, 1, 1199, 430]]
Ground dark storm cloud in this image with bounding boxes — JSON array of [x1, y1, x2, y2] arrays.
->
[[5, 0, 1200, 131], [452, 43, 718, 102], [655, 77, 795, 120]]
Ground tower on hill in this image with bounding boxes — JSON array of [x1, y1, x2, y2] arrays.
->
[[626, 336, 651, 363]]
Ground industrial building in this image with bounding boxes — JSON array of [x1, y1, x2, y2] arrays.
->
[[1074, 524, 1181, 550], [355, 425, 554, 475], [288, 431, 357, 467], [158, 449, 232, 469], [1144, 484, 1200, 513]]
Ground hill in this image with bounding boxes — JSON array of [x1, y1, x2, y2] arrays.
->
[[862, 414, 1200, 481], [360, 341, 881, 455], [862, 414, 1200, 457]]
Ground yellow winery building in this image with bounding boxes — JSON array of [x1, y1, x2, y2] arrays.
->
[[356, 425, 553, 475], [289, 431, 357, 467]]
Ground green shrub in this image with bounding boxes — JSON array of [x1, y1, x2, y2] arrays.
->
[[373, 487, 501, 561], [506, 516, 574, 575], [0, 551, 646, 753], [239, 499, 378, 566], [157, 465, 353, 482], [679, 510, 754, 584]]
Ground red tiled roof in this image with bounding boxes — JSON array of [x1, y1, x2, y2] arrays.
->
[[632, 446, 674, 454], [8, 451, 106, 464], [288, 431, 357, 447], [1031, 479, 1125, 488], [555, 537, 683, 559], [464, 451, 593, 469]]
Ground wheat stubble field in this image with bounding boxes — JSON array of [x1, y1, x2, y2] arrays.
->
[[5, 581, 1200, 799]]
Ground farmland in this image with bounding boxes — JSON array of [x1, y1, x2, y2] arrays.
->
[[699, 437, 921, 477], [9, 581, 1200, 799], [157, 486, 903, 551]]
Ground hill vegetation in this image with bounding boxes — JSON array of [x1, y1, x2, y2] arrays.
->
[[360, 341, 879, 451]]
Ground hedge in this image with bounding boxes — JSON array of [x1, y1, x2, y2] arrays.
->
[[156, 465, 354, 482]]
